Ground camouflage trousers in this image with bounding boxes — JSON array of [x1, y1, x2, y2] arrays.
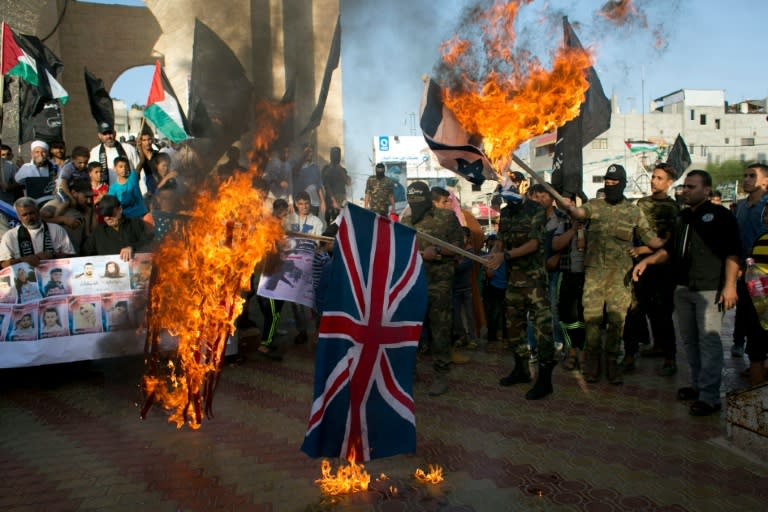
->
[[505, 284, 554, 363], [583, 267, 632, 357], [426, 271, 453, 374]]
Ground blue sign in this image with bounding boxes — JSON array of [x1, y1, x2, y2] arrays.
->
[[379, 136, 390, 152]]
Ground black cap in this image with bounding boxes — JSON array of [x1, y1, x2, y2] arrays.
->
[[97, 121, 114, 134], [603, 164, 626, 182], [98, 195, 121, 216], [406, 181, 430, 203]]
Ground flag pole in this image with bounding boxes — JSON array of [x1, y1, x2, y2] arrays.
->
[[511, 154, 568, 206], [288, 230, 490, 265]]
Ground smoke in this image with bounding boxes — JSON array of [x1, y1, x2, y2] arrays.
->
[[340, 0, 476, 200]]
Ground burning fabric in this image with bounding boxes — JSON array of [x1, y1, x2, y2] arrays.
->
[[432, 0, 594, 173], [141, 101, 289, 429]]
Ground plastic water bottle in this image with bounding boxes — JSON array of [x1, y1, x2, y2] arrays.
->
[[745, 258, 768, 329]]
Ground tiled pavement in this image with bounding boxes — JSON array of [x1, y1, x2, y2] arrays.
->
[[1, 319, 767, 511]]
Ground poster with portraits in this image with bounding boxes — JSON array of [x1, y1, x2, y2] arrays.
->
[[0, 254, 153, 367]]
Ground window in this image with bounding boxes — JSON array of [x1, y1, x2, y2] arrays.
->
[[742, 138, 756, 146], [592, 176, 604, 183], [759, 153, 767, 163], [534, 144, 555, 157], [700, 145, 707, 156], [700, 114, 707, 125], [592, 138, 608, 149], [690, 109, 695, 121], [725, 137, 730, 144], [715, 119, 721, 129], [689, 144, 695, 154]]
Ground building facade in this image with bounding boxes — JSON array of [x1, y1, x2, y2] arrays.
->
[[528, 89, 768, 199]]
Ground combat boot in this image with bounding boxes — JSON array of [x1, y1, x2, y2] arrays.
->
[[583, 352, 601, 383], [525, 360, 556, 400], [606, 358, 623, 385], [499, 354, 532, 386]]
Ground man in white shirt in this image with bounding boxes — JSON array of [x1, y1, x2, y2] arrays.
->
[[89, 122, 140, 185], [15, 140, 57, 193], [0, 197, 76, 268]]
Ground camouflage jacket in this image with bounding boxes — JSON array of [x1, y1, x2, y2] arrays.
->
[[365, 175, 394, 215], [582, 198, 657, 269], [402, 207, 463, 283], [498, 199, 547, 287], [636, 195, 679, 240]]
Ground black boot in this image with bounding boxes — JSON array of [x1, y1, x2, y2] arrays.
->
[[500, 354, 532, 386], [525, 360, 556, 400]]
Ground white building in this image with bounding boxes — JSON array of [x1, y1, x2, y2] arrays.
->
[[371, 135, 497, 212], [528, 89, 768, 199]]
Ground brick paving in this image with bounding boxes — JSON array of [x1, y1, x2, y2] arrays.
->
[[1, 314, 767, 511]]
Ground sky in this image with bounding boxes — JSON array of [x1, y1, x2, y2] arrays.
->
[[95, 0, 768, 195]]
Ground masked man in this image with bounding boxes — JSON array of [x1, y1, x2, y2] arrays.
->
[[559, 164, 664, 384]]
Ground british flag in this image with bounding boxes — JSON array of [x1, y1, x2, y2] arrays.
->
[[301, 204, 427, 462]]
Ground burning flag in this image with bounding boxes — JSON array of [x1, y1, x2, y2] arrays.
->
[[434, 0, 595, 174], [551, 16, 611, 196], [141, 101, 289, 429], [144, 60, 190, 143], [301, 204, 427, 462], [419, 77, 496, 185]]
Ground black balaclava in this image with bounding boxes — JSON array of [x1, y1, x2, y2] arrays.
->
[[375, 164, 385, 179], [603, 164, 627, 204], [329, 147, 341, 166], [407, 181, 431, 224]]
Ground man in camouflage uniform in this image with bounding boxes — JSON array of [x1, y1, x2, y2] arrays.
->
[[401, 181, 463, 396], [488, 189, 556, 400], [364, 163, 395, 217], [560, 165, 663, 384], [623, 163, 680, 375]]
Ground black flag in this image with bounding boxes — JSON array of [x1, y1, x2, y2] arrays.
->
[[551, 17, 611, 195], [666, 134, 691, 178], [188, 18, 253, 166], [84, 68, 114, 128], [298, 15, 341, 136]]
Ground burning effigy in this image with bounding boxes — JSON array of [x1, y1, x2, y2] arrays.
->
[[140, 100, 290, 429]]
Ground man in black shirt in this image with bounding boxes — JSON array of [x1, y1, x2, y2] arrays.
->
[[633, 170, 739, 416], [82, 195, 152, 260]]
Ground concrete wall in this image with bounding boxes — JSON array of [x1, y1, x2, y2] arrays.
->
[[2, 0, 343, 166]]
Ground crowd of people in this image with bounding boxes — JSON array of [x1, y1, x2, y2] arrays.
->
[[4, 126, 766, 417], [327, 160, 767, 414]]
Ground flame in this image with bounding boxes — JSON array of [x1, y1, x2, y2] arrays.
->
[[414, 464, 444, 484], [316, 449, 372, 496], [141, 100, 290, 429], [597, 0, 639, 25], [438, 0, 593, 172]]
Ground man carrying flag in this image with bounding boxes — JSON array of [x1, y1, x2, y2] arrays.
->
[[301, 203, 427, 461], [402, 182, 464, 397], [144, 61, 190, 144]]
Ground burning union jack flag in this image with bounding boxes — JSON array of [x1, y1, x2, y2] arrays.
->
[[301, 204, 427, 461]]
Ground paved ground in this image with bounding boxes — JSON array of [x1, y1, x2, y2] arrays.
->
[[1, 311, 767, 512]]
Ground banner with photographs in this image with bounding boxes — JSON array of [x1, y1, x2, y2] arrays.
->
[[0, 253, 153, 368], [256, 238, 316, 309]]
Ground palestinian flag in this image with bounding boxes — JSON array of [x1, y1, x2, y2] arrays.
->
[[1, 22, 68, 104], [144, 61, 190, 143], [625, 140, 657, 153]]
